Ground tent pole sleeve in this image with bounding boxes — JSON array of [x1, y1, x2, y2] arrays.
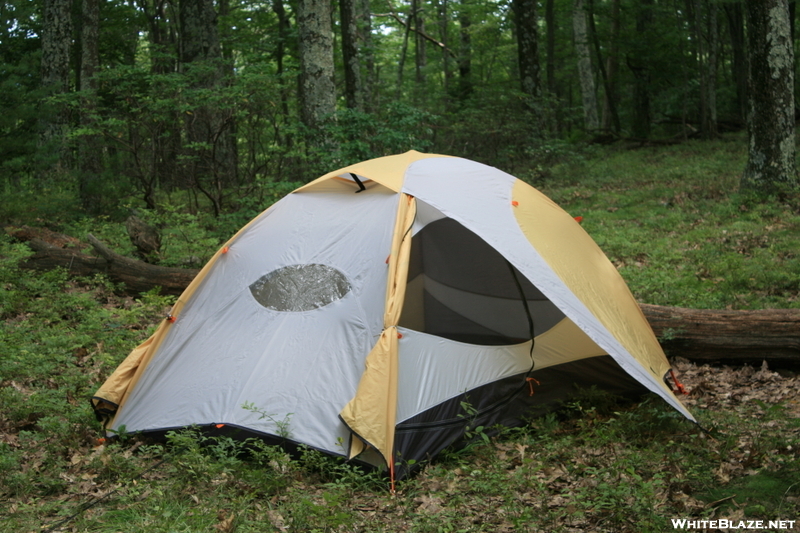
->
[[339, 194, 416, 469]]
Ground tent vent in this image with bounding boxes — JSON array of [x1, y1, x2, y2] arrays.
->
[[250, 264, 352, 312], [350, 173, 366, 193]]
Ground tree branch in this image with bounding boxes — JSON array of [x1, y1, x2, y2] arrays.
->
[[375, 11, 457, 58]]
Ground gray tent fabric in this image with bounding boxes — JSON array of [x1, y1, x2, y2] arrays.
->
[[92, 152, 692, 481]]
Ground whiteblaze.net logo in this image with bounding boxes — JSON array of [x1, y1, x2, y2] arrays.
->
[[671, 519, 797, 530]]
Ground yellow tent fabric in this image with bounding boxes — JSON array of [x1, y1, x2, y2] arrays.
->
[[511, 180, 673, 393], [339, 194, 416, 467], [299, 151, 445, 193]]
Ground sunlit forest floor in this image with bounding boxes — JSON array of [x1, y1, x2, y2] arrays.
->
[[2, 136, 799, 532]]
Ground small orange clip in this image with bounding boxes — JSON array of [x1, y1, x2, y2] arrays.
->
[[511, 201, 519, 207], [526, 377, 540, 397], [221, 246, 229, 254], [574, 216, 583, 224], [166, 314, 176, 323], [215, 424, 225, 429]]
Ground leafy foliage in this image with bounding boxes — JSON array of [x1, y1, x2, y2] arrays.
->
[[7, 0, 791, 218]]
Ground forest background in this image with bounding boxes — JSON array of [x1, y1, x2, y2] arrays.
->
[[3, 0, 800, 218]]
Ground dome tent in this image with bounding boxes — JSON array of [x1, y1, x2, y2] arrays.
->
[[92, 151, 693, 482]]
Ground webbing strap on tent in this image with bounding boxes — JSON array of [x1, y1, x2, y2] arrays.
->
[[350, 173, 367, 193]]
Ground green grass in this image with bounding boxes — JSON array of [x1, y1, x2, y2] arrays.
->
[[700, 466, 800, 517], [541, 136, 800, 309], [1, 136, 799, 532]]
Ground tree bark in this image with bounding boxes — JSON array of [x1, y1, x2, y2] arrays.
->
[[137, 0, 182, 193], [39, 0, 73, 169], [457, 0, 473, 100], [600, 0, 621, 133], [340, 0, 364, 110], [741, 0, 799, 194], [397, 9, 412, 98], [437, 0, 453, 110], [77, 0, 106, 214], [8, 228, 800, 367], [642, 304, 800, 367], [140, 0, 178, 75], [513, 0, 541, 99], [573, 0, 599, 131], [297, 0, 336, 129], [545, 0, 556, 97], [724, 2, 747, 126], [271, 0, 292, 139], [15, 235, 198, 296], [40, 0, 72, 102], [414, 0, 427, 90], [180, 0, 238, 213], [692, 0, 718, 139], [630, 0, 653, 139], [706, 0, 719, 138], [358, 0, 376, 111]]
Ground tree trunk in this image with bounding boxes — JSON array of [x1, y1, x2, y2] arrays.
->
[[414, 0, 427, 90], [39, 0, 73, 172], [513, 0, 541, 99], [272, 0, 292, 139], [438, 0, 453, 110], [741, 0, 799, 195], [630, 0, 653, 139], [724, 3, 747, 126], [77, 0, 106, 214], [642, 304, 800, 368], [573, 0, 599, 131], [40, 0, 72, 98], [397, 10, 412, 98], [545, 0, 560, 134], [9, 227, 800, 368], [457, 0, 473, 100], [689, 0, 704, 134], [297, 0, 336, 129], [357, 0, 376, 111], [180, 0, 238, 213], [340, 0, 364, 110], [706, 0, 719, 138], [140, 0, 178, 74], [545, 0, 556, 97], [600, 0, 621, 133], [586, 0, 615, 137], [692, 0, 719, 140], [13, 235, 198, 296], [138, 0, 182, 192], [217, 0, 238, 188]]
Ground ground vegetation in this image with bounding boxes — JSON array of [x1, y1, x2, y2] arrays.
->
[[1, 140, 799, 531]]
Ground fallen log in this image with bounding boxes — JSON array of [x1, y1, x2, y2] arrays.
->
[[7, 227, 800, 367], [641, 304, 800, 368], [16, 235, 198, 296]]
